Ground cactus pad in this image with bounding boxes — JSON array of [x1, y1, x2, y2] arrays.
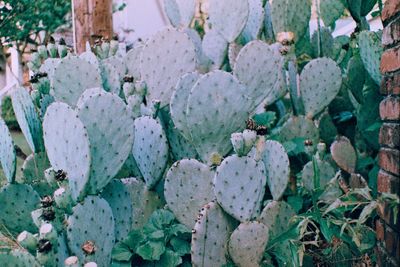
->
[[277, 115, 319, 144], [0, 250, 40, 267], [262, 140, 290, 200], [228, 221, 269, 267], [300, 57, 342, 118], [125, 44, 144, 80], [330, 136, 357, 173], [259, 201, 296, 240], [43, 102, 90, 201], [214, 155, 267, 222], [302, 159, 335, 191], [202, 30, 228, 69], [191, 201, 236, 267], [78, 92, 134, 194], [67, 196, 115, 267], [0, 118, 16, 183], [208, 0, 249, 42], [164, 159, 215, 228], [140, 28, 196, 106], [0, 183, 40, 233], [358, 30, 383, 85], [132, 116, 169, 189], [242, 0, 265, 42], [21, 152, 52, 196], [164, 0, 196, 27], [51, 57, 102, 106], [11, 87, 43, 153], [186, 70, 252, 163]]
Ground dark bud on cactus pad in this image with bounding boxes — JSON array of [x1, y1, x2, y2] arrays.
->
[[41, 207, 56, 221], [38, 239, 52, 253], [55, 170, 67, 182], [82, 240, 96, 255], [304, 139, 313, 146], [41, 196, 54, 208], [246, 119, 268, 136], [123, 76, 134, 83]]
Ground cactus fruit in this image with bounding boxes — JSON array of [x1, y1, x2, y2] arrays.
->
[[0, 183, 40, 233], [231, 130, 257, 157], [163, 0, 196, 28], [191, 201, 237, 267], [242, 0, 265, 42], [77, 91, 134, 194], [51, 57, 102, 106], [330, 136, 357, 174], [43, 102, 91, 201], [170, 72, 201, 141], [164, 159, 215, 228], [358, 31, 382, 85], [214, 155, 267, 222], [66, 196, 115, 267], [228, 221, 269, 267], [132, 116, 169, 189], [233, 40, 283, 108], [300, 57, 342, 118], [11, 87, 44, 153], [208, 0, 249, 42], [259, 201, 296, 240], [262, 140, 290, 200], [186, 70, 252, 163], [100, 180, 133, 241], [0, 118, 16, 183], [140, 27, 196, 106], [201, 30, 228, 69]]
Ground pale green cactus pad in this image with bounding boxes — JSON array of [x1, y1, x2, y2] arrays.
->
[[259, 201, 296, 240], [76, 87, 106, 109], [228, 221, 269, 267], [228, 43, 243, 69], [125, 44, 144, 80], [163, 0, 196, 27], [0, 250, 40, 267], [302, 159, 336, 191], [234, 40, 283, 108], [330, 136, 357, 174], [214, 155, 267, 222], [164, 159, 215, 229], [0, 118, 16, 183], [191, 201, 237, 267], [0, 183, 40, 233], [202, 30, 228, 69], [300, 57, 342, 118], [67, 196, 115, 267], [11, 87, 44, 153], [170, 72, 201, 141], [78, 91, 134, 194], [43, 102, 91, 201], [21, 152, 52, 196], [320, 0, 346, 27], [140, 28, 196, 106], [262, 140, 290, 200], [242, 0, 265, 42], [358, 30, 383, 85], [277, 115, 319, 144], [51, 56, 102, 106], [186, 70, 253, 163], [132, 116, 169, 189], [40, 58, 61, 80], [208, 0, 249, 42]]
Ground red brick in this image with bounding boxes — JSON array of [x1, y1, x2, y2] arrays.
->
[[377, 219, 385, 241], [378, 170, 400, 194], [383, 18, 400, 47], [381, 72, 400, 95], [380, 96, 400, 120], [379, 148, 400, 175], [382, 0, 400, 23], [378, 200, 400, 229], [380, 123, 400, 148], [385, 225, 400, 257], [381, 46, 400, 74]]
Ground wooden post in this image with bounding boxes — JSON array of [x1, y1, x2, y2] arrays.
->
[[73, 0, 113, 54]]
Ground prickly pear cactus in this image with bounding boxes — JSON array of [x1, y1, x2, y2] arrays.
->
[[0, 249, 40, 267], [233, 40, 283, 108], [358, 30, 383, 85], [228, 221, 269, 267], [302, 159, 335, 191], [21, 152, 52, 196], [77, 91, 134, 194], [51, 57, 102, 106], [259, 201, 295, 240], [0, 183, 40, 233], [11, 87, 44, 153], [201, 30, 228, 69], [0, 118, 16, 183], [132, 116, 169, 189], [320, 0, 346, 27], [164, 0, 196, 27], [125, 44, 144, 81], [191, 201, 236, 267], [164, 159, 215, 228], [242, 0, 265, 42], [170, 72, 201, 141], [277, 115, 319, 144], [262, 140, 290, 200], [214, 155, 267, 222], [330, 136, 357, 174], [43, 102, 91, 201], [300, 58, 342, 118], [66, 196, 115, 267], [140, 28, 196, 106], [186, 70, 252, 163], [208, 0, 249, 42]]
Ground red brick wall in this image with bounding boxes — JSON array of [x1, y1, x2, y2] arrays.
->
[[377, 1, 400, 266]]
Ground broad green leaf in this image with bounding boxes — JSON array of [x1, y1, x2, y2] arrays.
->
[[111, 242, 133, 262], [156, 249, 182, 267], [252, 112, 276, 128], [136, 241, 166, 261], [170, 237, 191, 256]]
